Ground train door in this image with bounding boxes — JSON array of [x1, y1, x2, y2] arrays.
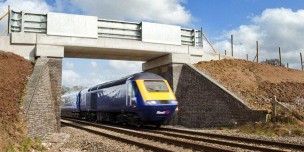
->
[[91, 92, 97, 110], [126, 81, 135, 106]]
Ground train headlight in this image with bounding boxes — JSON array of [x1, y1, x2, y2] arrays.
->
[[170, 100, 178, 104], [146, 100, 157, 105]]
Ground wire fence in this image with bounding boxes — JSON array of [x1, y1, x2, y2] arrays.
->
[[221, 34, 304, 71]]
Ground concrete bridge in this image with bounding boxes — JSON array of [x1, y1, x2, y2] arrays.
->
[[1, 10, 266, 137]]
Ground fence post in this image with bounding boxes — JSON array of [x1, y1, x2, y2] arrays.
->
[[231, 34, 233, 57], [225, 50, 227, 56], [279, 47, 282, 67], [193, 29, 196, 46], [287, 63, 289, 68], [301, 52, 303, 71], [272, 96, 277, 121], [246, 54, 248, 61], [7, 5, 10, 34], [201, 27, 203, 48], [256, 41, 259, 63]]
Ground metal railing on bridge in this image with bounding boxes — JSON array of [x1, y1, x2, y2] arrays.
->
[[9, 10, 202, 47]]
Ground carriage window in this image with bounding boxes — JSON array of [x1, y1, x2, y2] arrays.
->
[[144, 80, 169, 92]]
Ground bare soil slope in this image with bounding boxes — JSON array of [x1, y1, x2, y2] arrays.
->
[[194, 59, 304, 113], [0, 51, 33, 150]]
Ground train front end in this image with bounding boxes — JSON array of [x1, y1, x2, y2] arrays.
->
[[135, 79, 178, 125]]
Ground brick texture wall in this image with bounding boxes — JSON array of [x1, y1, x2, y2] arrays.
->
[[147, 63, 267, 128], [22, 57, 62, 138]]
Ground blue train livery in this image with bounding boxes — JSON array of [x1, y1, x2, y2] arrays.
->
[[61, 72, 178, 127]]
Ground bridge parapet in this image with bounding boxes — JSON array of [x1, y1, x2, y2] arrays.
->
[[9, 10, 202, 47]]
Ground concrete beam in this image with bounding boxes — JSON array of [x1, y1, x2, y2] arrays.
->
[[0, 36, 35, 61], [35, 34, 189, 54], [142, 53, 190, 71], [143, 51, 234, 71], [10, 33, 224, 62], [11, 33, 37, 44], [36, 45, 64, 58]]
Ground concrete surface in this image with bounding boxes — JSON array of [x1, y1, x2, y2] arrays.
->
[[47, 12, 98, 38], [0, 36, 35, 60], [10, 33, 208, 61], [142, 22, 181, 45], [143, 52, 232, 71], [36, 45, 64, 58], [11, 33, 37, 44]]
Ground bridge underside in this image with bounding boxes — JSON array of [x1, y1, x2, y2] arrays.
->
[[64, 46, 168, 61]]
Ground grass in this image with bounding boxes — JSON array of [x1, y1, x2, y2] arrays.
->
[[4, 137, 45, 152], [236, 120, 304, 137]]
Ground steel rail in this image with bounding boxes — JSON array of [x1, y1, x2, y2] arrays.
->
[[161, 128, 304, 151], [62, 118, 233, 152], [143, 129, 286, 152], [61, 121, 171, 152]]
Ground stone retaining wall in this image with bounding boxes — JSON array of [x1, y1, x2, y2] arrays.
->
[[147, 63, 267, 127], [22, 57, 62, 138]]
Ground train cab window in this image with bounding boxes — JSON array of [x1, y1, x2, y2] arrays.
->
[[144, 80, 169, 92]]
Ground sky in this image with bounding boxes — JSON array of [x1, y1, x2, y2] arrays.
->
[[1, 0, 304, 87]]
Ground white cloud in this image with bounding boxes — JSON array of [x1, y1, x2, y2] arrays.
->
[[214, 8, 304, 69], [62, 70, 81, 87], [69, 0, 193, 25], [0, 0, 51, 13], [62, 59, 143, 87], [64, 61, 74, 69], [90, 61, 98, 68], [0, 0, 52, 35], [109, 60, 142, 74]]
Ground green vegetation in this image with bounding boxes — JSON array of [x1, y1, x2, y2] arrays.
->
[[5, 138, 45, 152], [237, 121, 304, 137]]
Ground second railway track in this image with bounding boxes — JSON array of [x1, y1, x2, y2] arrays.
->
[[156, 127, 304, 151], [61, 118, 303, 152]]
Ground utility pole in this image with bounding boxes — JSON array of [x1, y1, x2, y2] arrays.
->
[[279, 47, 282, 67], [256, 41, 259, 63], [301, 52, 303, 71]]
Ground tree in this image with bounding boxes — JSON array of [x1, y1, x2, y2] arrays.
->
[[61, 85, 87, 95]]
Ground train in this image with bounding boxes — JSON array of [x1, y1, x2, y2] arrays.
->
[[61, 72, 178, 127]]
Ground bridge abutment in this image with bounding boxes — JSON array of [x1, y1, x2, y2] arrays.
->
[[144, 55, 267, 127], [23, 57, 62, 138]]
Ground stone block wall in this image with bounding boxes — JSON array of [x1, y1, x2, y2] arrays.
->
[[147, 63, 267, 128], [22, 57, 62, 138]]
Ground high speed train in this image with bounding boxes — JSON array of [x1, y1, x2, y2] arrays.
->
[[61, 72, 178, 127]]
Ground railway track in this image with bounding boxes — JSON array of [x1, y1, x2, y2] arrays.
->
[[61, 118, 302, 152], [62, 118, 235, 151], [156, 127, 304, 151]]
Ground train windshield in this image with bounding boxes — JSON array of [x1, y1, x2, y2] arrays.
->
[[144, 80, 169, 92]]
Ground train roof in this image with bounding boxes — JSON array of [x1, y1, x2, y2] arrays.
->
[[88, 72, 164, 92]]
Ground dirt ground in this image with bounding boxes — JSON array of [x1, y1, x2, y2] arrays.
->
[[0, 51, 33, 151], [195, 59, 304, 115]]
